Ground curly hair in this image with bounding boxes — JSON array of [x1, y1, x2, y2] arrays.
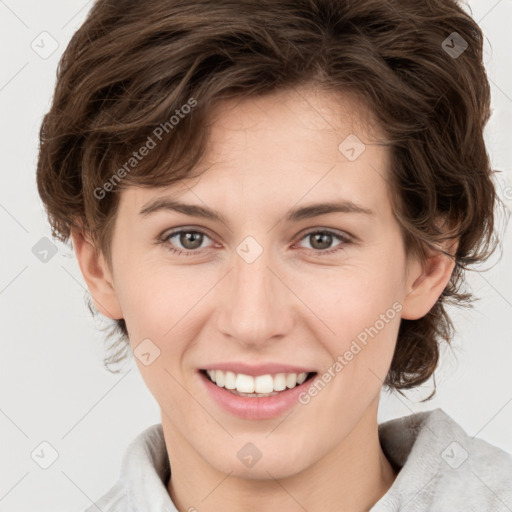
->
[[36, 0, 501, 393]]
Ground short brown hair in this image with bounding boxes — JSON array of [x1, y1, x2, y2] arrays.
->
[[36, 0, 501, 393]]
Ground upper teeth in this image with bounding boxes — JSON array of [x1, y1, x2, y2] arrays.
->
[[206, 370, 309, 393]]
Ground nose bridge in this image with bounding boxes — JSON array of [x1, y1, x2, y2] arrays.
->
[[217, 237, 293, 345]]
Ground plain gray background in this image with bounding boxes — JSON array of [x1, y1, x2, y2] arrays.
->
[[1, 0, 511, 510]]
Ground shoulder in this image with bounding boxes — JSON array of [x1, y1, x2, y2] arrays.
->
[[374, 408, 512, 511], [431, 409, 512, 510], [81, 424, 176, 512]]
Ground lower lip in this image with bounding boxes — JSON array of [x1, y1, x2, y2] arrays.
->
[[199, 371, 316, 420]]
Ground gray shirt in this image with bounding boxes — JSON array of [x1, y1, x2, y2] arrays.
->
[[83, 408, 512, 511]]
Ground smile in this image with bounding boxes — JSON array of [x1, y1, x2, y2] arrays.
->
[[204, 369, 313, 396], [199, 368, 318, 420]]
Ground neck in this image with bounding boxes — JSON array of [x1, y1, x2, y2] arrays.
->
[[163, 399, 397, 512]]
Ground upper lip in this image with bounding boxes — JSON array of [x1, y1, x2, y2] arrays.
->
[[200, 362, 316, 376]]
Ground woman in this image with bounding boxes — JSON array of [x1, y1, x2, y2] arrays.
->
[[36, 0, 512, 510]]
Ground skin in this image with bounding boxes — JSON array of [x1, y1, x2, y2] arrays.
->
[[72, 85, 456, 512]]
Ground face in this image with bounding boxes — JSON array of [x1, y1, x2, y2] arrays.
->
[[93, 86, 424, 478]]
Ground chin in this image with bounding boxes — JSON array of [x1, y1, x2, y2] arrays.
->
[[204, 443, 312, 481]]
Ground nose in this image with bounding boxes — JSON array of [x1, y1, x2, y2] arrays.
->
[[215, 243, 295, 349]]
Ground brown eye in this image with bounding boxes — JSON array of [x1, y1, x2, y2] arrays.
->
[[178, 231, 204, 250], [297, 230, 351, 255], [162, 229, 214, 255], [309, 232, 334, 250]]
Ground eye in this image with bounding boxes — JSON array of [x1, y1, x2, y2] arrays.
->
[[159, 227, 352, 257], [295, 229, 351, 255], [160, 228, 215, 256]]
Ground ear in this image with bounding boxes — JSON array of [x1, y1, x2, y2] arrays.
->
[[401, 241, 458, 320], [70, 229, 123, 320]]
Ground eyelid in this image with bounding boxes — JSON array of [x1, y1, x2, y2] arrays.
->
[[160, 226, 217, 248], [159, 226, 354, 255], [297, 227, 353, 242], [292, 228, 353, 254]]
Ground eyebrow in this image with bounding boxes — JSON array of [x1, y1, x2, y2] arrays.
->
[[139, 197, 374, 223]]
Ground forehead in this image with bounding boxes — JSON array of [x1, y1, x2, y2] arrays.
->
[[118, 86, 393, 225]]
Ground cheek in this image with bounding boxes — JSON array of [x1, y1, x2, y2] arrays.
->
[[113, 262, 201, 401], [296, 251, 405, 377], [114, 259, 217, 348], [301, 260, 403, 335]]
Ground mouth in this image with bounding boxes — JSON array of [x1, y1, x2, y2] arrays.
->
[[200, 369, 317, 398]]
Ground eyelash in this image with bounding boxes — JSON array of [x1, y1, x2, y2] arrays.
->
[[158, 228, 352, 257]]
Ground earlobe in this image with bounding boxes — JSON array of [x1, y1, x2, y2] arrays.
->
[[401, 245, 457, 320], [70, 229, 123, 320]]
